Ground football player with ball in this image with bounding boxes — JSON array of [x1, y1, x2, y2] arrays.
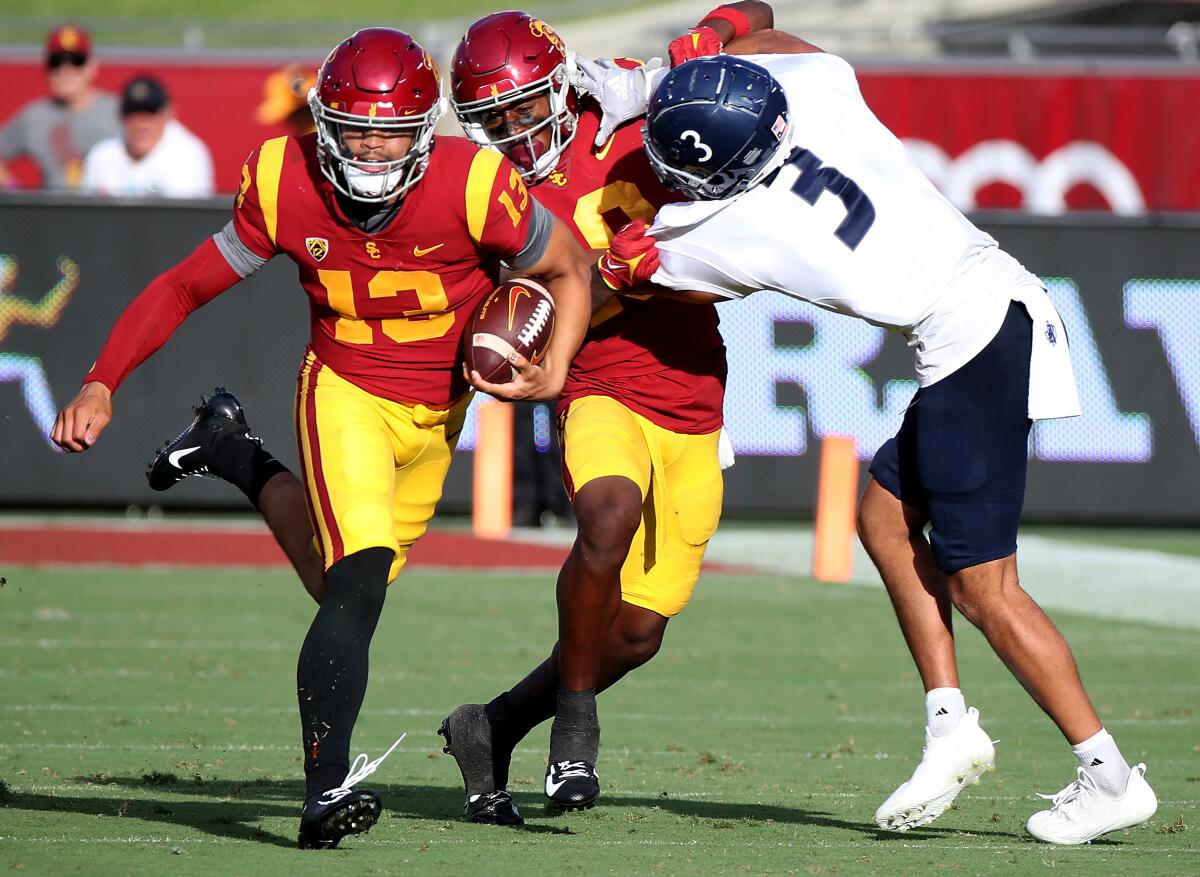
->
[[585, 25, 1159, 845], [51, 28, 592, 849], [439, 4, 773, 821]]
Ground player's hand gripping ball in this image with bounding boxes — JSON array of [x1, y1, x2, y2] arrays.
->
[[464, 278, 556, 384]]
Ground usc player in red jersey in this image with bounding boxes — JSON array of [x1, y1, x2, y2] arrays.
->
[[50, 28, 591, 848], [438, 5, 773, 822]]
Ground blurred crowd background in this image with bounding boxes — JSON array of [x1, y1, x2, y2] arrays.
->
[[3, 1, 1199, 527]]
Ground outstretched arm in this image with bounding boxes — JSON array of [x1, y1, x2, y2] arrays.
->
[[574, 4, 791, 145], [724, 28, 824, 56], [50, 237, 242, 452]]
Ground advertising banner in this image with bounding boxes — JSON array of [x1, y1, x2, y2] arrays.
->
[[2, 199, 1197, 522], [856, 67, 1200, 214]]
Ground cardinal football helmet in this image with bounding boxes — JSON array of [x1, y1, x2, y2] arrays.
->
[[450, 11, 577, 181], [309, 28, 445, 202], [643, 55, 790, 200]]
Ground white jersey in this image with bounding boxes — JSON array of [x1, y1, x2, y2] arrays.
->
[[650, 53, 1079, 418], [82, 119, 214, 199]]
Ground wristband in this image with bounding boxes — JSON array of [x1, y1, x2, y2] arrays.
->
[[700, 5, 751, 40]]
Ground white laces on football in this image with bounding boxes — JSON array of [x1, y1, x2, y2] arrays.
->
[[318, 733, 407, 805], [553, 760, 593, 779], [1037, 767, 1097, 812]]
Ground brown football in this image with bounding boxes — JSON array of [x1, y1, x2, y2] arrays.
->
[[464, 278, 556, 384]]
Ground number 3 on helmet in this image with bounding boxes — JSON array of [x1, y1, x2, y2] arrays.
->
[[643, 56, 790, 201], [309, 27, 446, 202]]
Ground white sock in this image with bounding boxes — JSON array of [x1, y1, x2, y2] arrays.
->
[[1072, 728, 1131, 797], [925, 687, 966, 737]]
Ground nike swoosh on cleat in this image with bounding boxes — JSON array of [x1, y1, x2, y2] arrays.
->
[[545, 778, 567, 796], [168, 446, 200, 469]]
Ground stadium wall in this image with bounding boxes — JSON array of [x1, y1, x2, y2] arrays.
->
[[4, 59, 1200, 213], [3, 197, 1198, 524]]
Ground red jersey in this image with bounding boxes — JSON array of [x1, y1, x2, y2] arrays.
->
[[234, 133, 534, 406], [535, 100, 727, 433]]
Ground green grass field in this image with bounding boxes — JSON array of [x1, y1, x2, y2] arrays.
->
[[1, 564, 1196, 875]]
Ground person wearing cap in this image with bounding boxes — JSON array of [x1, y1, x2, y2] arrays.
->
[[81, 74, 214, 198], [255, 63, 317, 136], [0, 25, 120, 190]]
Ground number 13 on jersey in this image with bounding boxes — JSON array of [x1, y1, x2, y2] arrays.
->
[[319, 269, 454, 345]]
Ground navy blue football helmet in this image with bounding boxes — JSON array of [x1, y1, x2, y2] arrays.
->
[[642, 55, 790, 200]]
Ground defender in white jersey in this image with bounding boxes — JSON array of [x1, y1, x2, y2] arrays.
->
[[584, 30, 1157, 845]]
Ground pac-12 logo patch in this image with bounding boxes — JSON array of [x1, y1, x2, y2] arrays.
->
[[305, 237, 329, 262], [1045, 321, 1058, 346]]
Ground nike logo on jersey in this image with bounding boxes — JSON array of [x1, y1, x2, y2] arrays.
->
[[168, 446, 200, 469], [413, 242, 444, 257]]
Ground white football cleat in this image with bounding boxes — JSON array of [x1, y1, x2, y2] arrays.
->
[[1026, 763, 1157, 844], [874, 706, 996, 831]]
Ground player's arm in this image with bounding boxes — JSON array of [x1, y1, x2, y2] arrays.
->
[[575, 5, 780, 146], [52, 146, 279, 452], [470, 214, 592, 402], [587, 249, 721, 311], [596, 219, 750, 305], [463, 151, 590, 402], [50, 237, 244, 452], [724, 28, 824, 55]]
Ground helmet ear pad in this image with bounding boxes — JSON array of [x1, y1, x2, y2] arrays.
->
[[643, 56, 790, 200]]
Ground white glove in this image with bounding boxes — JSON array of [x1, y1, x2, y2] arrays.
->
[[571, 54, 666, 147]]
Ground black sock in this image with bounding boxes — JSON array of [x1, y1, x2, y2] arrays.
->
[[297, 547, 392, 801], [487, 686, 557, 751], [208, 432, 290, 510], [485, 689, 553, 789], [548, 688, 600, 765]]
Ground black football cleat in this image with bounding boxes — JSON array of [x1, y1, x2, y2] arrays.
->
[[544, 759, 600, 813], [297, 788, 382, 850], [466, 790, 523, 826], [438, 704, 523, 826], [146, 387, 259, 490]]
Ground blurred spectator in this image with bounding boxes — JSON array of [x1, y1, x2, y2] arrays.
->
[[0, 25, 120, 191], [256, 64, 317, 136], [81, 75, 214, 198]]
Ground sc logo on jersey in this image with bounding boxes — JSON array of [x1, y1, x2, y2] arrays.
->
[[681, 130, 713, 162]]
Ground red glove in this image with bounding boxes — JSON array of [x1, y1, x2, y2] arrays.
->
[[668, 26, 723, 67], [597, 220, 660, 290]]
